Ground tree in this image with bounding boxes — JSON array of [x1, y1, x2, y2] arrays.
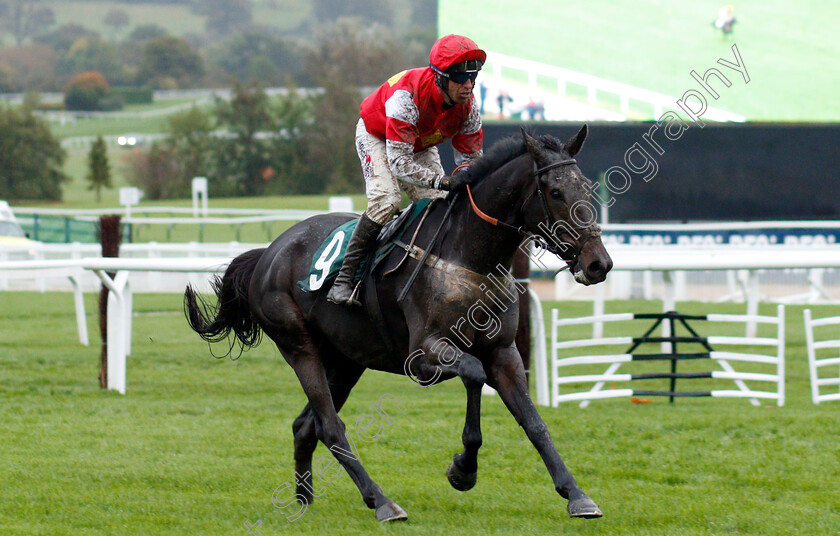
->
[[0, 105, 68, 200], [304, 18, 426, 88], [138, 36, 204, 88], [164, 105, 215, 197], [213, 79, 274, 196], [63, 71, 109, 111], [193, 0, 253, 37], [301, 72, 363, 194], [208, 31, 303, 87], [34, 23, 99, 55], [103, 9, 130, 39], [0, 44, 58, 92], [0, 0, 55, 46], [58, 37, 124, 85], [86, 135, 112, 202], [125, 142, 179, 200], [312, 0, 395, 27], [298, 19, 428, 193], [268, 82, 315, 194]]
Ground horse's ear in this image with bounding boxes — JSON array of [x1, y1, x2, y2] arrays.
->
[[520, 127, 546, 161], [565, 124, 588, 157]]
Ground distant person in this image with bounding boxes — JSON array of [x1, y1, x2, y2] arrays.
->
[[525, 97, 545, 121], [496, 90, 512, 119], [712, 5, 737, 37], [479, 81, 488, 115], [326, 34, 486, 306]]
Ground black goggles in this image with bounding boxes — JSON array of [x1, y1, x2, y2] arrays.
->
[[447, 70, 479, 84], [446, 59, 482, 84]]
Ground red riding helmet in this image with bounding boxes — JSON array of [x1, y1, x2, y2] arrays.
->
[[430, 34, 486, 72], [429, 34, 486, 88]]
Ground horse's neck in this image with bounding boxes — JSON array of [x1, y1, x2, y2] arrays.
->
[[440, 156, 532, 275]]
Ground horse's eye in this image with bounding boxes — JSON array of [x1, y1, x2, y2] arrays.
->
[[550, 190, 563, 201]]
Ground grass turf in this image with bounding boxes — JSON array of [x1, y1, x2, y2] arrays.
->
[[1, 292, 839, 535], [441, 0, 840, 122]]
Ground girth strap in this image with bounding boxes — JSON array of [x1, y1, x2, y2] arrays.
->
[[392, 239, 481, 280]]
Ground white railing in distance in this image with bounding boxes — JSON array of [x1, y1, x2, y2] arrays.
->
[[485, 51, 745, 122]]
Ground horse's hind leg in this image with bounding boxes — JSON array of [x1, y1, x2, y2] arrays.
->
[[264, 322, 406, 521], [292, 358, 364, 504], [487, 345, 602, 519]]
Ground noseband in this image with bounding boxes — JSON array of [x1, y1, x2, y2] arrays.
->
[[465, 157, 601, 272]]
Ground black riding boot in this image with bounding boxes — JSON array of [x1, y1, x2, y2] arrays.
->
[[326, 213, 383, 306]]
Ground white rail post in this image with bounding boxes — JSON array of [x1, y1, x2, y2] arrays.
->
[[529, 288, 550, 407], [776, 304, 785, 406], [746, 270, 759, 338], [70, 275, 89, 346], [95, 269, 131, 394], [191, 177, 208, 218]]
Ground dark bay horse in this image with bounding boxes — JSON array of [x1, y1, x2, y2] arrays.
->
[[185, 125, 613, 522]]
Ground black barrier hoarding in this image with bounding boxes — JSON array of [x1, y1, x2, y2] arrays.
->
[[439, 122, 840, 222]]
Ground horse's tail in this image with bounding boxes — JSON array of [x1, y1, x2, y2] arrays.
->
[[184, 248, 266, 358]]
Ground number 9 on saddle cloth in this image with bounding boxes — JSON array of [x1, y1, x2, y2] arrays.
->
[[299, 199, 434, 293]]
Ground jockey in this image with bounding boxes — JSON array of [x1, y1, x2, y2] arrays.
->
[[327, 34, 486, 306]]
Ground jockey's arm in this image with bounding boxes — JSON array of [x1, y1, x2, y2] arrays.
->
[[386, 139, 448, 190], [452, 104, 484, 167]]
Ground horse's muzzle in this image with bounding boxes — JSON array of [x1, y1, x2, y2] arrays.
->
[[571, 250, 613, 286]]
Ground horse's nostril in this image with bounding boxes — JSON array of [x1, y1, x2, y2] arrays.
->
[[587, 260, 607, 279]]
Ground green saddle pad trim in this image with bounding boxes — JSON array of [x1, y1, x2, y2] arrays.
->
[[297, 199, 432, 292]]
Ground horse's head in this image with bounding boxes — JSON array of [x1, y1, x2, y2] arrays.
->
[[520, 125, 612, 285]]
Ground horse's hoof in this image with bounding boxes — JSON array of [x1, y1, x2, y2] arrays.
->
[[446, 460, 477, 491], [375, 501, 408, 522], [567, 496, 602, 518]]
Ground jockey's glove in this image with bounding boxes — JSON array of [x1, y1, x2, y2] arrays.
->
[[438, 168, 471, 191]]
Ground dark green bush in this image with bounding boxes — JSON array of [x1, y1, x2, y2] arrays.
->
[[99, 94, 126, 111], [64, 86, 102, 111]]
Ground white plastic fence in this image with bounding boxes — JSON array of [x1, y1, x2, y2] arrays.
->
[[0, 256, 231, 394], [803, 309, 840, 404], [549, 305, 785, 407], [0, 242, 262, 292]]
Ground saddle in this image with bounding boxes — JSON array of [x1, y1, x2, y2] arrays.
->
[[297, 199, 434, 293]]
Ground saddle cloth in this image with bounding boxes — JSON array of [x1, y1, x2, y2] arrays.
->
[[297, 199, 433, 292]]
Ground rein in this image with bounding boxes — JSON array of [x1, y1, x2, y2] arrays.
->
[[465, 157, 598, 272]]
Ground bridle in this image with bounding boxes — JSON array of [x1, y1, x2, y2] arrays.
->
[[465, 157, 601, 272]]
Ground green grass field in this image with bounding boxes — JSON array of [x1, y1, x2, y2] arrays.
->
[[35, 1, 311, 42], [2, 292, 839, 535], [442, 0, 840, 122]]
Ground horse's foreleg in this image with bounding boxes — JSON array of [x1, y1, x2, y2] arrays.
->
[[447, 353, 486, 491], [486, 345, 602, 519]]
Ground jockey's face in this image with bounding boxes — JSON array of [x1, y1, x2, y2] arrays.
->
[[444, 76, 475, 105]]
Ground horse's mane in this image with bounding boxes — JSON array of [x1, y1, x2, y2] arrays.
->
[[465, 132, 566, 185]]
